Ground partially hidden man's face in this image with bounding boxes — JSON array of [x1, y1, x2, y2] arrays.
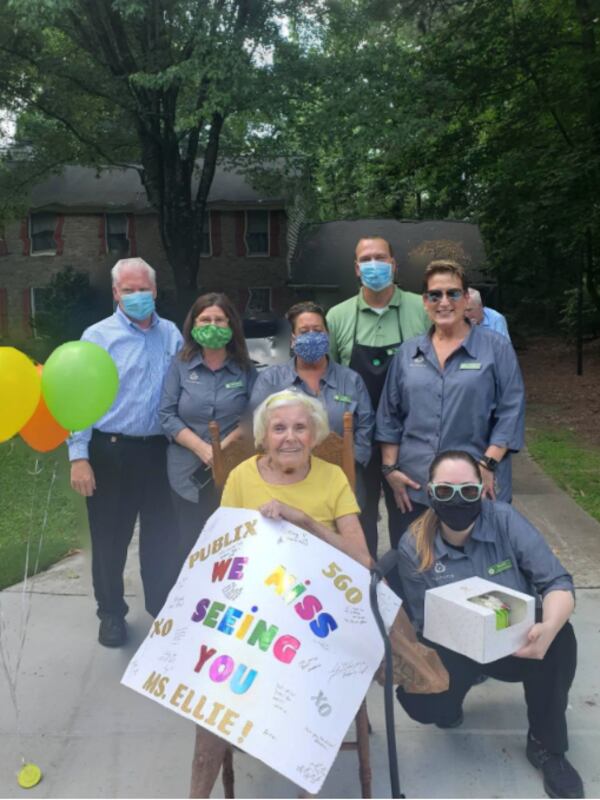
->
[[354, 238, 396, 280], [464, 299, 484, 324]]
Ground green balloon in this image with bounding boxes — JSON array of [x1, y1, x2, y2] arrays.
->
[[41, 341, 119, 431]]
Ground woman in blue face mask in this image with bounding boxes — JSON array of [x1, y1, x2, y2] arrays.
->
[[395, 449, 582, 800], [249, 301, 375, 510]]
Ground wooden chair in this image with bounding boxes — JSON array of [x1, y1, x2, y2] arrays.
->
[[191, 412, 372, 798]]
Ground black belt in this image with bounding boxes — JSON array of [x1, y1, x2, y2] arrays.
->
[[94, 430, 165, 443]]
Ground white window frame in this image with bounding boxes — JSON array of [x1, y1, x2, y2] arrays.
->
[[29, 212, 57, 256], [246, 286, 272, 314], [105, 213, 130, 257], [30, 287, 52, 338], [244, 210, 270, 257]]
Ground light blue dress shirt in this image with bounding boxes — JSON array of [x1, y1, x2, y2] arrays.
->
[[481, 307, 511, 340], [375, 325, 525, 503], [68, 307, 183, 461], [249, 357, 375, 466], [397, 500, 575, 633]]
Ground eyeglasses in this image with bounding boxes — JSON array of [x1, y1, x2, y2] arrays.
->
[[428, 482, 483, 502], [424, 289, 464, 303]]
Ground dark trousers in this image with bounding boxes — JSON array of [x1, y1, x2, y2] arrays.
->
[[396, 621, 577, 754], [359, 448, 427, 554], [86, 432, 178, 619], [170, 483, 220, 582]]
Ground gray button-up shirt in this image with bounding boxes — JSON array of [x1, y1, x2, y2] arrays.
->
[[375, 325, 525, 503], [159, 353, 257, 502], [249, 357, 374, 466], [398, 500, 575, 633]]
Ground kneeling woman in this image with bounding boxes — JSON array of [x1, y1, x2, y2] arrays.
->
[[397, 450, 583, 800], [189, 389, 371, 795]]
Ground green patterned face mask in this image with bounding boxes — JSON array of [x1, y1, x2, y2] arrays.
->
[[191, 324, 233, 349]]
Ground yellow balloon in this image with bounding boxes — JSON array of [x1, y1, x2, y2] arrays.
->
[[0, 347, 42, 443]]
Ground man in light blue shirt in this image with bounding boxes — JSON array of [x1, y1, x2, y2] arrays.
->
[[465, 288, 511, 340], [69, 258, 182, 647]]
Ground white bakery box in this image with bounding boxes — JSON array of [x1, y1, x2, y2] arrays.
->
[[423, 576, 535, 663]]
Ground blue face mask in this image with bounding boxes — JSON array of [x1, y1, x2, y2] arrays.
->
[[359, 260, 393, 292], [293, 331, 329, 363], [121, 291, 155, 321]]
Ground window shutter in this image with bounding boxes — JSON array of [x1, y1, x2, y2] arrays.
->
[[98, 215, 107, 255], [269, 210, 280, 257], [211, 211, 222, 256], [54, 214, 65, 255], [0, 289, 8, 337], [235, 211, 246, 256], [22, 288, 32, 336], [20, 218, 31, 256], [127, 214, 137, 256]]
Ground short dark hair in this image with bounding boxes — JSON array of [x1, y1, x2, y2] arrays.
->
[[356, 236, 394, 258], [180, 292, 251, 369], [423, 259, 468, 292], [285, 301, 328, 333]]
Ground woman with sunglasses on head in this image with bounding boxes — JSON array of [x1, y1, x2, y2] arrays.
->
[[396, 450, 582, 800], [375, 259, 525, 543]]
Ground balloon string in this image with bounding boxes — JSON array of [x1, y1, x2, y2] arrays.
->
[[0, 454, 58, 765]]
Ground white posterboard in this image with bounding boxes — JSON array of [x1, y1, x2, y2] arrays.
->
[[122, 507, 401, 793]]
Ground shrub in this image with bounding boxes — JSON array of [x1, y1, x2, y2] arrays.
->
[[31, 266, 102, 346], [559, 287, 600, 340]]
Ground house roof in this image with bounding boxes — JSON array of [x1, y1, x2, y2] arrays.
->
[[290, 218, 491, 296], [29, 164, 284, 213]]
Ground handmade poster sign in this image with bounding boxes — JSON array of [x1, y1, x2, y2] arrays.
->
[[122, 507, 401, 793]]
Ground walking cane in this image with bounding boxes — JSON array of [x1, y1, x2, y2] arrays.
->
[[369, 550, 405, 799]]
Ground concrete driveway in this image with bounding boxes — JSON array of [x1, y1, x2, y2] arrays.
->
[[0, 450, 599, 798]]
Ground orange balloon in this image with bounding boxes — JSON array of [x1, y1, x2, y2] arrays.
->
[[20, 365, 69, 452]]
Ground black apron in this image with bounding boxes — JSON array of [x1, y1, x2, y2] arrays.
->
[[348, 299, 403, 406]]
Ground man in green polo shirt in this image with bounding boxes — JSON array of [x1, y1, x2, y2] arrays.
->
[[326, 235, 430, 558]]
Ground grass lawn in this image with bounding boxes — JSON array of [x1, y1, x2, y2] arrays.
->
[[0, 438, 88, 591], [527, 428, 600, 523]]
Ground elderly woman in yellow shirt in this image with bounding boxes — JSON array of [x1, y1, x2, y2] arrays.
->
[[190, 389, 370, 795], [221, 388, 370, 566]]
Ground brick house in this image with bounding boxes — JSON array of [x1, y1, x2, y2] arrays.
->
[[0, 164, 297, 338]]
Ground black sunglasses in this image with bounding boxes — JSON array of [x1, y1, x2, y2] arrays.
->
[[424, 289, 464, 303]]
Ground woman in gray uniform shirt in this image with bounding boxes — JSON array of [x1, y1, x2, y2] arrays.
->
[[397, 450, 582, 800], [159, 293, 257, 573]]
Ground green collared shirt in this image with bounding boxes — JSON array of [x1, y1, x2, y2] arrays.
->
[[326, 287, 430, 366]]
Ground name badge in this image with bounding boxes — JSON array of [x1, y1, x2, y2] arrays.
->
[[460, 362, 482, 370], [225, 380, 244, 389], [334, 393, 353, 403], [488, 558, 513, 576]]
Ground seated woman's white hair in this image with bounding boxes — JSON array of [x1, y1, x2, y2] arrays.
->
[[253, 389, 329, 449]]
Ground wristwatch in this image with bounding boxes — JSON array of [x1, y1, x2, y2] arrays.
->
[[381, 463, 399, 476], [479, 455, 499, 472]]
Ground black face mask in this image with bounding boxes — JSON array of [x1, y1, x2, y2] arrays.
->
[[430, 496, 482, 531]]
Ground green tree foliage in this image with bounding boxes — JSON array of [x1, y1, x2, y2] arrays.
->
[[0, 0, 291, 307], [246, 0, 600, 326]]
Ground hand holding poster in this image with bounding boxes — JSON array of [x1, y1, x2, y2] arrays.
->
[[122, 507, 401, 793]]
